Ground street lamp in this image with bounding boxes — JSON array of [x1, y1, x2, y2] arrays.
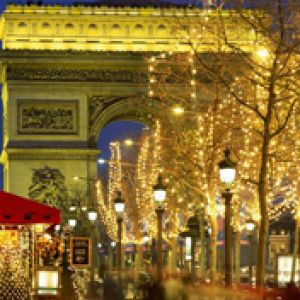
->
[[172, 106, 185, 116], [124, 138, 134, 146], [87, 208, 98, 222], [143, 232, 150, 244], [69, 201, 77, 212], [245, 219, 255, 285], [68, 217, 77, 228], [143, 232, 150, 267], [153, 174, 167, 282], [86, 206, 98, 298], [114, 191, 125, 273], [218, 148, 236, 288]]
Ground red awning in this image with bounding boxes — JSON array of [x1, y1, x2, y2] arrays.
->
[[0, 191, 61, 225]]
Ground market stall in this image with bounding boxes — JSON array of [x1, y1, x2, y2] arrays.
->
[[0, 191, 61, 299]]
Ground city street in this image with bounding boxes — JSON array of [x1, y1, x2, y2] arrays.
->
[[0, 0, 299, 299]]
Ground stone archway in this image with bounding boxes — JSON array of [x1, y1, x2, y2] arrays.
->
[[88, 95, 160, 146], [0, 50, 159, 199], [0, 3, 254, 200]]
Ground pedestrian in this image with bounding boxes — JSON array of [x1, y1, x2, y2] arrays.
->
[[103, 273, 125, 300], [144, 277, 165, 300]]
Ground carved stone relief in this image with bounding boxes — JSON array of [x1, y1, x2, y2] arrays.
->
[[7, 67, 148, 83], [17, 100, 78, 134], [28, 165, 69, 214], [88, 95, 130, 131]]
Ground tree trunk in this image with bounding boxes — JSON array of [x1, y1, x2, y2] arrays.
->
[[198, 208, 206, 276], [256, 90, 273, 286], [256, 139, 269, 287]]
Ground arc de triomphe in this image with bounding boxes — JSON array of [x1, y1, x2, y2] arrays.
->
[[0, 4, 255, 197]]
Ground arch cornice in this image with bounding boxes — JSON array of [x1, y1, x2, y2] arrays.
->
[[89, 95, 161, 139]]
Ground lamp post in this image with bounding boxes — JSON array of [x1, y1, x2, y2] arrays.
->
[[68, 215, 77, 228], [68, 199, 78, 228], [153, 174, 167, 282], [245, 219, 255, 285], [86, 206, 98, 298], [114, 191, 125, 273], [218, 148, 236, 288], [143, 232, 150, 268]]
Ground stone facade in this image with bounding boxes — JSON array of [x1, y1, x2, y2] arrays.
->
[[0, 4, 260, 197], [0, 4, 258, 52], [0, 50, 154, 197]]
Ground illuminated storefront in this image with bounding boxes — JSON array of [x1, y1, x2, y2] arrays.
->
[[0, 191, 61, 299]]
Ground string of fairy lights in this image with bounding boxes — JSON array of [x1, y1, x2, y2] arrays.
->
[[144, 13, 300, 233], [94, 6, 299, 253], [95, 122, 167, 243]]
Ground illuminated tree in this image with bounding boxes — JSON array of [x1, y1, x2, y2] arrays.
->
[[28, 166, 70, 224], [146, 0, 299, 286]]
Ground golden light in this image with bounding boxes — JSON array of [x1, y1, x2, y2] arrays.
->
[[256, 47, 269, 59], [35, 224, 45, 233], [43, 233, 52, 240], [172, 106, 185, 116], [87, 210, 97, 222], [68, 218, 77, 228], [37, 270, 59, 293], [97, 158, 106, 165], [72, 176, 79, 181], [124, 139, 134, 146]]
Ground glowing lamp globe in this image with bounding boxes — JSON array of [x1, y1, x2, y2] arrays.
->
[[97, 158, 106, 165], [114, 191, 125, 215], [172, 106, 185, 116], [153, 175, 166, 206], [245, 220, 255, 232], [68, 218, 77, 228], [124, 138, 134, 146], [218, 148, 236, 185], [143, 233, 149, 243], [69, 203, 77, 212], [88, 210, 97, 222], [55, 225, 61, 232]]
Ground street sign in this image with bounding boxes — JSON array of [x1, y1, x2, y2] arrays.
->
[[70, 237, 91, 268]]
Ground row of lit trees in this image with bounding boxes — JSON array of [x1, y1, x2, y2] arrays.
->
[[94, 128, 257, 287], [86, 0, 300, 288], [143, 0, 300, 287]]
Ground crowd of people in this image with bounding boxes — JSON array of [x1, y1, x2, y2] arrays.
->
[[101, 271, 300, 300]]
